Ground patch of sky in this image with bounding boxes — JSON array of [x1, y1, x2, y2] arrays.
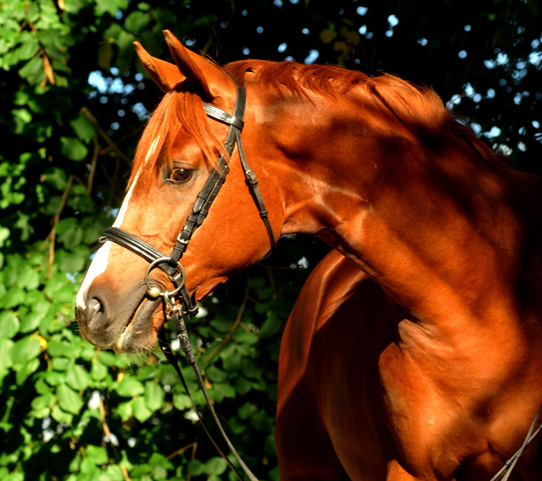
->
[[256, 26, 264, 34], [533, 120, 540, 129], [386, 14, 398, 37], [496, 52, 509, 66], [359, 25, 373, 39], [529, 51, 541, 66], [471, 123, 482, 135], [88, 71, 107, 93], [278, 42, 287, 53], [464, 25, 471, 31], [243, 47, 250, 56], [357, 6, 368, 16], [484, 126, 501, 138], [305, 49, 319, 64], [463, 83, 482, 103], [418, 38, 428, 46], [302, 28, 310, 35], [458, 50, 467, 59], [132, 102, 148, 120], [289, 0, 298, 4], [274, 0, 283, 6]]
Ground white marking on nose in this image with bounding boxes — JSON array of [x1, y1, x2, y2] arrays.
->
[[75, 241, 112, 310], [75, 135, 161, 310]]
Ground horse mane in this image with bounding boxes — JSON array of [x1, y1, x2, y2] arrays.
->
[[129, 59, 505, 191], [227, 60, 504, 167]]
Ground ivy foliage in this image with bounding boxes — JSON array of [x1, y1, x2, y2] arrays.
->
[[0, 0, 540, 480]]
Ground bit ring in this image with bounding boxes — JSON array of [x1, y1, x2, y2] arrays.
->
[[144, 257, 186, 299]]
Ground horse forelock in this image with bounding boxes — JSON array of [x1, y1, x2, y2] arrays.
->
[[127, 87, 227, 192]]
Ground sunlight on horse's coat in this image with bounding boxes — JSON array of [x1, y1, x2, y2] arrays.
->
[[74, 31, 542, 481]]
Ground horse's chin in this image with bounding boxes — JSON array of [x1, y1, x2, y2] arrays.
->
[[112, 296, 164, 353]]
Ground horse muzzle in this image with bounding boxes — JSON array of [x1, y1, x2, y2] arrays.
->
[[76, 282, 164, 352]]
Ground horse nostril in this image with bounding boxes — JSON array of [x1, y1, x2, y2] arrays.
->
[[89, 298, 102, 313], [81, 297, 109, 331]]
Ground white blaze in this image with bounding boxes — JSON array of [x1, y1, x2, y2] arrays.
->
[[75, 135, 160, 310]]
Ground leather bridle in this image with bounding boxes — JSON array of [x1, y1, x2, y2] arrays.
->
[[101, 82, 272, 481]]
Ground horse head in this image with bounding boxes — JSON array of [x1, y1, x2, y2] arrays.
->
[[75, 31, 285, 352]]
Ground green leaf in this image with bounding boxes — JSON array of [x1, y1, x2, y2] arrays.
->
[[0, 339, 14, 371], [85, 445, 109, 465], [42, 167, 67, 191], [90, 360, 108, 381], [57, 384, 84, 414], [17, 264, 40, 290], [15, 357, 40, 384], [133, 396, 152, 422], [125, 11, 151, 33], [18, 57, 42, 81], [70, 114, 95, 142], [63, 0, 88, 14], [0, 311, 19, 339], [56, 248, 88, 272], [95, 0, 128, 17], [31, 392, 54, 411], [10, 335, 42, 365], [187, 459, 206, 477], [144, 381, 165, 412], [207, 365, 228, 383], [51, 405, 73, 424], [116, 376, 145, 397], [114, 401, 133, 422], [259, 315, 283, 339], [66, 364, 91, 391], [205, 457, 228, 476], [19, 310, 45, 333], [242, 358, 263, 379], [47, 339, 80, 359], [135, 364, 159, 381], [11, 108, 32, 124], [15, 34, 39, 60], [60, 136, 88, 161]]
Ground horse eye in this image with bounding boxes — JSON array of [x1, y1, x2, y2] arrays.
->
[[168, 168, 193, 183]]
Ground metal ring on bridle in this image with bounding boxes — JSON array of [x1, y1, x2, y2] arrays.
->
[[144, 257, 186, 299]]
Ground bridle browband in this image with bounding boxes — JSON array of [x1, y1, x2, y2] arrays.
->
[[101, 82, 273, 481]]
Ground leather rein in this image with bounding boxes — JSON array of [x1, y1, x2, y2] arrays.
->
[[101, 83, 272, 481]]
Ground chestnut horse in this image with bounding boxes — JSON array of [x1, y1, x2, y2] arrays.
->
[[75, 31, 542, 480]]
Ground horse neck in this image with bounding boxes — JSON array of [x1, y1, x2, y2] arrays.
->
[[261, 92, 542, 330]]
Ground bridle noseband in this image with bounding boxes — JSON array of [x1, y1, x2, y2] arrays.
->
[[100, 82, 273, 481]]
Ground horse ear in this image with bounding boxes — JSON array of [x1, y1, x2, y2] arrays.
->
[[133, 41, 183, 93], [163, 30, 231, 101]]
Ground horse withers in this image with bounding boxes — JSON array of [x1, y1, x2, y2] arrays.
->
[[76, 31, 542, 480]]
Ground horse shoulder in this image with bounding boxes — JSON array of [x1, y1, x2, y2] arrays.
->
[[277, 251, 395, 480]]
